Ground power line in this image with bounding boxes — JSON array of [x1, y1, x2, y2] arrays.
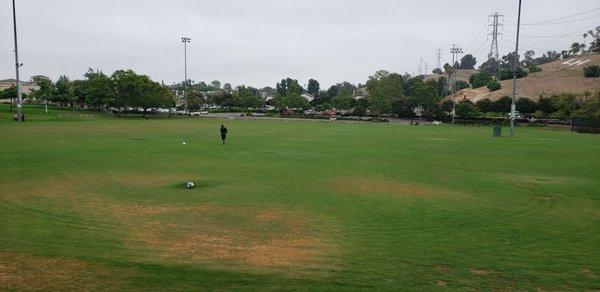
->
[[464, 23, 489, 52], [505, 7, 600, 25], [504, 31, 583, 39], [529, 23, 598, 47]]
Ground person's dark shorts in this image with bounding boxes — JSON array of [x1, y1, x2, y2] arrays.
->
[[221, 134, 227, 140]]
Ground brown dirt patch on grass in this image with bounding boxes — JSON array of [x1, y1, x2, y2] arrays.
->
[[470, 268, 494, 275], [435, 264, 452, 273], [255, 211, 282, 223], [0, 252, 130, 290], [582, 268, 599, 279], [105, 202, 337, 277], [331, 176, 459, 197], [533, 195, 558, 201]]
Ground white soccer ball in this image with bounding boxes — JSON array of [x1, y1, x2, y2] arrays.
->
[[186, 181, 195, 189], [182, 142, 187, 145]]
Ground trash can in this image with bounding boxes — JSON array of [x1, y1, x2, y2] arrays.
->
[[493, 126, 502, 137]]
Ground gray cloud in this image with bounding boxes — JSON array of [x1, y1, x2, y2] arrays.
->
[[1, 0, 598, 88]]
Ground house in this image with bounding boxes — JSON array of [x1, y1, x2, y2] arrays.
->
[[301, 93, 315, 101]]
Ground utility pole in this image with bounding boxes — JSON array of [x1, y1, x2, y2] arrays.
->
[[450, 44, 463, 124], [488, 12, 503, 60], [181, 37, 191, 113], [436, 49, 442, 70], [12, 0, 23, 120], [510, 0, 522, 137]]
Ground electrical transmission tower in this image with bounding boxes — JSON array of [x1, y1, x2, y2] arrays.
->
[[419, 58, 423, 76], [449, 44, 463, 124], [488, 12, 503, 60], [436, 49, 442, 69], [450, 44, 463, 69]]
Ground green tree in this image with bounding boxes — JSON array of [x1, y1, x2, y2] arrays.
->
[[307, 79, 320, 96], [211, 80, 221, 90], [487, 79, 501, 91], [285, 93, 310, 110], [234, 85, 262, 108], [469, 72, 492, 89], [2, 86, 17, 111], [476, 98, 493, 117], [55, 75, 74, 106], [479, 58, 501, 76], [537, 96, 555, 117], [276, 78, 303, 97], [551, 93, 580, 119], [412, 82, 440, 119], [432, 68, 443, 74], [30, 76, 56, 113], [112, 69, 141, 110], [332, 90, 355, 110], [494, 96, 512, 113], [459, 54, 477, 69], [366, 70, 404, 116], [455, 80, 470, 91], [455, 100, 480, 120], [84, 69, 115, 109], [326, 85, 339, 100], [574, 92, 600, 129], [586, 26, 600, 52], [516, 97, 536, 115]]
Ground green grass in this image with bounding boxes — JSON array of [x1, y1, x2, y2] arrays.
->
[[1, 104, 599, 290]]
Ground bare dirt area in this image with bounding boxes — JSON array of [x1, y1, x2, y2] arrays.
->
[[330, 176, 463, 198]]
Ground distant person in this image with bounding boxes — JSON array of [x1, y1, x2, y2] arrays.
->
[[20, 113, 25, 123], [220, 124, 228, 144], [12, 113, 18, 122]]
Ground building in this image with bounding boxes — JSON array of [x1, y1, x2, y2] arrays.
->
[[0, 78, 39, 95]]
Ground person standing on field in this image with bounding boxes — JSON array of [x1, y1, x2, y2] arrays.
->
[[220, 124, 228, 144]]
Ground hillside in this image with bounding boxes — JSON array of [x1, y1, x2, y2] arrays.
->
[[451, 53, 600, 102]]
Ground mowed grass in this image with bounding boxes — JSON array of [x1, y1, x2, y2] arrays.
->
[[1, 105, 599, 290]]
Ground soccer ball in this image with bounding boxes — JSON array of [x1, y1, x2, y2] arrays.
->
[[186, 181, 194, 189], [182, 142, 187, 145]]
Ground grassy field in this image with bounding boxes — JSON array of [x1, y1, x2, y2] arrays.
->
[[1, 105, 599, 290]]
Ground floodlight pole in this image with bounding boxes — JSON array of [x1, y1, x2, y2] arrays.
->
[[181, 37, 191, 113], [12, 0, 23, 119], [510, 0, 522, 137]]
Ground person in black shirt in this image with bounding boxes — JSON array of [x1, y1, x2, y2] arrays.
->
[[220, 124, 228, 144]]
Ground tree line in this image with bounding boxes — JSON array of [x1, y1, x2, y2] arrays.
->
[[1, 69, 175, 116]]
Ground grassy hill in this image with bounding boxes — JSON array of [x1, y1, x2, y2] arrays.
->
[[453, 53, 600, 102]]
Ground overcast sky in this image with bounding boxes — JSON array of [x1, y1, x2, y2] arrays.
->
[[1, 0, 599, 88]]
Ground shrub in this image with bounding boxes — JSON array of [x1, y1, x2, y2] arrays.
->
[[469, 72, 492, 88], [454, 80, 470, 91], [487, 80, 501, 91], [455, 100, 480, 120], [527, 64, 542, 73], [516, 97, 537, 115], [352, 105, 367, 116], [498, 67, 527, 80], [574, 92, 600, 130], [583, 65, 600, 77], [494, 96, 512, 113]]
